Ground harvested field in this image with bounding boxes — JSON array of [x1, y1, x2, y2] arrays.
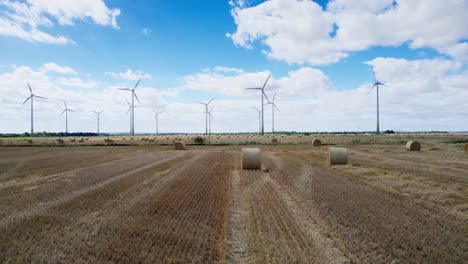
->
[[0, 137, 466, 263]]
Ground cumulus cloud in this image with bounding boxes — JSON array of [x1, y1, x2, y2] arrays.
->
[[105, 69, 152, 81], [228, 0, 468, 64], [0, 0, 121, 44], [40, 62, 77, 74], [1, 58, 467, 134]]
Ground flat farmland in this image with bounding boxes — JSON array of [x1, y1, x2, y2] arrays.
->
[[0, 141, 466, 263]]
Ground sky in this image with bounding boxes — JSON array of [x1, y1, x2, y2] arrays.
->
[[0, 0, 467, 134]]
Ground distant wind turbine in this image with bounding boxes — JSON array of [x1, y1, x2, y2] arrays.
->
[[152, 109, 163, 135], [119, 78, 141, 136], [245, 74, 271, 135], [196, 98, 214, 135], [125, 99, 139, 135], [265, 92, 279, 134], [255, 107, 262, 134], [370, 65, 390, 135], [92, 110, 103, 135], [60, 101, 75, 133], [208, 106, 214, 135], [22, 82, 46, 137]]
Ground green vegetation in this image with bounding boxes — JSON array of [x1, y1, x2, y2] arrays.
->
[[442, 139, 468, 144], [193, 136, 205, 145]]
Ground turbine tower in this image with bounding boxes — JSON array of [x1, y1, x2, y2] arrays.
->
[[370, 66, 389, 135], [245, 74, 271, 135], [255, 107, 262, 134], [152, 109, 163, 135], [60, 101, 75, 134], [265, 92, 279, 134], [125, 99, 138, 135], [22, 83, 46, 137], [119, 78, 141, 136], [92, 110, 103, 135], [196, 98, 214, 135], [208, 106, 214, 135]]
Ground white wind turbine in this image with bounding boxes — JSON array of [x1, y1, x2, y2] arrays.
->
[[60, 101, 75, 134], [245, 74, 271, 135], [22, 83, 46, 137], [119, 78, 141, 136], [152, 109, 163, 135], [265, 92, 279, 134], [196, 98, 214, 135], [125, 99, 139, 135], [370, 65, 389, 135], [92, 110, 103, 135], [208, 105, 214, 135], [255, 107, 261, 134]]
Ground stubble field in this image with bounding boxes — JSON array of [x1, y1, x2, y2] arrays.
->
[[0, 134, 467, 263]]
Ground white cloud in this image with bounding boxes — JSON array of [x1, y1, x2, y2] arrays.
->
[[0, 0, 120, 44], [105, 69, 152, 81], [1, 59, 467, 134], [228, 0, 468, 64], [40, 62, 77, 74], [141, 27, 151, 36]]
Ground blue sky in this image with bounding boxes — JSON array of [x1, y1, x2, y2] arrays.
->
[[0, 0, 467, 133]]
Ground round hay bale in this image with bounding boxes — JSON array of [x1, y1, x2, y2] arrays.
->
[[241, 148, 261, 170], [328, 147, 348, 165], [174, 141, 187, 150], [312, 139, 322, 147], [406, 141, 421, 151], [56, 138, 64, 144], [78, 137, 84, 142], [464, 143, 468, 153], [271, 138, 279, 144]]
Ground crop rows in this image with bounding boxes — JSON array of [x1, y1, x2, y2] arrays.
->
[[264, 152, 467, 263]]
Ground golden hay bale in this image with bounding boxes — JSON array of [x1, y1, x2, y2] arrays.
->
[[271, 138, 279, 144], [464, 143, 468, 153], [328, 147, 348, 165], [122, 137, 126, 140], [174, 141, 187, 150], [312, 139, 322, 147], [241, 148, 261, 170], [406, 141, 421, 151], [69, 137, 76, 142], [78, 137, 84, 142], [84, 137, 89, 140], [56, 138, 64, 144]]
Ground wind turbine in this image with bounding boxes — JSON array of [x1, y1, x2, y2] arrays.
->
[[245, 74, 271, 135], [92, 110, 103, 135], [196, 98, 214, 135], [22, 83, 46, 137], [265, 92, 279, 134], [119, 78, 141, 136], [208, 106, 214, 135], [60, 101, 75, 134], [152, 109, 163, 135], [255, 107, 262, 134], [370, 65, 389, 135], [125, 99, 138, 135]]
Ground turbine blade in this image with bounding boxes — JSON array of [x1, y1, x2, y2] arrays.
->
[[68, 109, 76, 112], [263, 91, 271, 103], [196, 101, 206, 105], [245, 87, 261, 90], [209, 105, 214, 113], [22, 96, 31, 104], [60, 109, 66, 115], [125, 99, 131, 107], [34, 95, 47, 99], [127, 108, 131, 114], [207, 97, 214, 105], [380, 83, 391, 88], [133, 92, 140, 103], [118, 88, 131, 91], [99, 110, 103, 114], [262, 74, 271, 89], [152, 109, 157, 114], [92, 111, 98, 114], [64, 101, 67, 108], [159, 111, 164, 114], [133, 78, 142, 89], [27, 82, 32, 93], [273, 92, 276, 102], [273, 103, 280, 111], [371, 65, 377, 82]]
